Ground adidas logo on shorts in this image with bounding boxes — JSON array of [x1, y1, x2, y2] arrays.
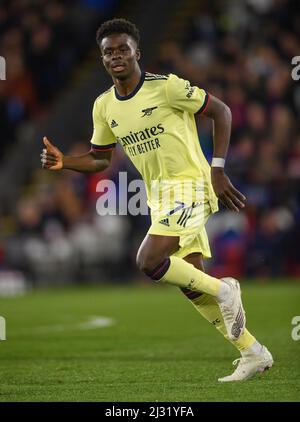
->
[[159, 218, 170, 227]]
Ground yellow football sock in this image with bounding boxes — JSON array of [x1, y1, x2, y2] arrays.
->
[[159, 256, 222, 296], [189, 292, 256, 351]]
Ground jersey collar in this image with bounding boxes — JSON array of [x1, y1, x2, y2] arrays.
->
[[114, 71, 145, 101]]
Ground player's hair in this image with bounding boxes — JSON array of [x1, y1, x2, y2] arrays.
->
[[96, 18, 140, 48]]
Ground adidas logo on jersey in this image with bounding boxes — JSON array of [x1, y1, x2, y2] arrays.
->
[[159, 218, 170, 227], [111, 119, 118, 128]]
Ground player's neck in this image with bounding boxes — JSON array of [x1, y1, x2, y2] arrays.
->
[[113, 68, 142, 97]]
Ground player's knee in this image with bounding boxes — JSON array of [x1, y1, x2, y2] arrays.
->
[[136, 252, 170, 281], [136, 252, 156, 274]]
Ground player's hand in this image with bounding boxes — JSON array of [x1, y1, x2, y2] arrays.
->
[[211, 167, 246, 212], [41, 137, 63, 170]]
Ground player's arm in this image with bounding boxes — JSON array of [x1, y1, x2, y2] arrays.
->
[[41, 137, 112, 173], [166, 74, 246, 211], [202, 95, 246, 212]]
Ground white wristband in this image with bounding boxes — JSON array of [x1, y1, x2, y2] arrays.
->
[[211, 157, 225, 168]]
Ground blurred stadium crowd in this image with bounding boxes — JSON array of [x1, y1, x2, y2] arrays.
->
[[0, 0, 299, 287], [0, 0, 117, 158]]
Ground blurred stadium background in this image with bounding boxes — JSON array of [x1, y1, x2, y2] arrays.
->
[[0, 0, 300, 404], [0, 0, 299, 291]]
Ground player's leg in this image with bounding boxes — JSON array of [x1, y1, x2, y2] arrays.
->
[[182, 253, 273, 382], [137, 233, 226, 298], [137, 236, 246, 341], [182, 253, 256, 352]]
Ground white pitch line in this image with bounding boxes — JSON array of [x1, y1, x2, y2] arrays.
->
[[78, 316, 115, 329], [29, 316, 116, 334]]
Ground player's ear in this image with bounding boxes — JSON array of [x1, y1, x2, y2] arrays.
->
[[136, 48, 141, 61], [99, 44, 105, 65]]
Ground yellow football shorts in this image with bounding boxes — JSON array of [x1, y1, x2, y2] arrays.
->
[[148, 201, 214, 259]]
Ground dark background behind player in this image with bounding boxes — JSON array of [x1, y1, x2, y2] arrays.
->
[[0, 0, 299, 290]]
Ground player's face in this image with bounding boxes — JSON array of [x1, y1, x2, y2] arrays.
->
[[101, 33, 140, 80]]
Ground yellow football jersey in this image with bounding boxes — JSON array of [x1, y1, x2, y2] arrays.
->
[[90, 72, 218, 213]]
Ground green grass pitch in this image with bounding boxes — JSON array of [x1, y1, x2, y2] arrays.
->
[[0, 282, 299, 402]]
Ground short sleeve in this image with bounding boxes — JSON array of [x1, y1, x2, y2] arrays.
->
[[90, 98, 116, 151], [166, 73, 210, 114]]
